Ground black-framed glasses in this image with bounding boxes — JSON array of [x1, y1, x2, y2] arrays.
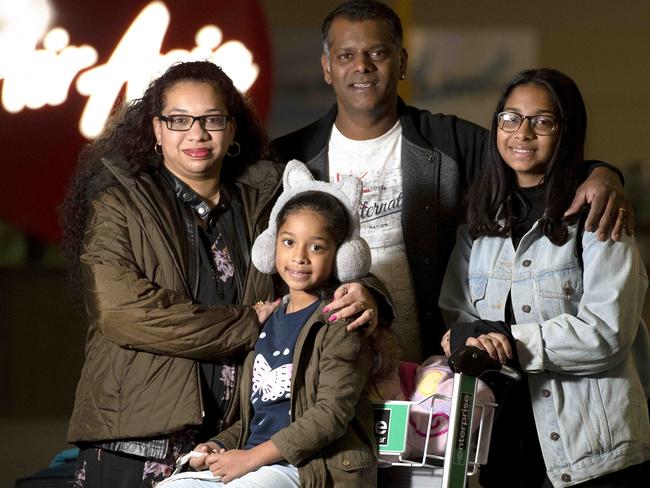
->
[[497, 111, 560, 136], [158, 114, 232, 131]]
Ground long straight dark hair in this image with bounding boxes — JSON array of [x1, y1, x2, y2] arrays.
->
[[466, 68, 588, 245]]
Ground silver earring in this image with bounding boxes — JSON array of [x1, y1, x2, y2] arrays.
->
[[399, 73, 406, 80], [226, 141, 241, 157], [154, 143, 163, 155]]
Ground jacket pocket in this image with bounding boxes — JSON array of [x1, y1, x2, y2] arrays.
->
[[324, 448, 375, 471], [469, 276, 488, 316], [535, 268, 583, 319], [324, 449, 377, 487]]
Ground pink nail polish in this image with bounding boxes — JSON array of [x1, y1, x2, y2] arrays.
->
[[322, 306, 330, 313], [328, 315, 337, 322]]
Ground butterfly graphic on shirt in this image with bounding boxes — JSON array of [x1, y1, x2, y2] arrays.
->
[[252, 354, 293, 402]]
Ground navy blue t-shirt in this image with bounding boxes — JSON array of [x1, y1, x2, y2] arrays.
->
[[244, 299, 321, 449]]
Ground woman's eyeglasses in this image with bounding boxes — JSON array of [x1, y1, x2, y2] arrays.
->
[[158, 114, 232, 131]]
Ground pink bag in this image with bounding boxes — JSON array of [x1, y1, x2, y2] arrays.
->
[[404, 355, 494, 458]]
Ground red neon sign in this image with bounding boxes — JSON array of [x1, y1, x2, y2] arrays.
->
[[0, 0, 272, 245]]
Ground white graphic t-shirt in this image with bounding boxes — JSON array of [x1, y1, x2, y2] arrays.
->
[[329, 121, 422, 361]]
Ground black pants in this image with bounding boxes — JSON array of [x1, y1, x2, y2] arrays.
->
[[73, 447, 156, 488]]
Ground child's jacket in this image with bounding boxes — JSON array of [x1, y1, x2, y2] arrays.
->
[[214, 301, 377, 487]]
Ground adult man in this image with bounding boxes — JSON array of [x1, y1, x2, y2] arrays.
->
[[272, 0, 628, 360]]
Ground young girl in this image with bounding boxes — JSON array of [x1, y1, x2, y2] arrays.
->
[[439, 69, 650, 487], [164, 160, 378, 487]]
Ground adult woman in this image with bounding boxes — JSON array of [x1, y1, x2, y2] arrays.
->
[[439, 69, 649, 487], [61, 61, 379, 488]]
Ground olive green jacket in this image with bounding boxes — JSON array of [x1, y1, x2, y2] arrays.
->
[[214, 302, 378, 487], [67, 157, 284, 443]]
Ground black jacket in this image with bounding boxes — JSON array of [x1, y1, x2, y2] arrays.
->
[[272, 99, 488, 356]]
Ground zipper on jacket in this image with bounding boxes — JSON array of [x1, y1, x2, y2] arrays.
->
[[289, 315, 323, 421], [179, 204, 201, 300]]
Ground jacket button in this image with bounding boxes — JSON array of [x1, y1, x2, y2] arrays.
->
[[425, 205, 432, 212], [182, 192, 192, 201], [427, 154, 434, 162], [563, 282, 575, 296], [561, 473, 571, 482], [342, 459, 351, 466], [550, 432, 560, 441], [522, 260, 531, 267], [542, 389, 551, 398], [521, 304, 531, 313], [424, 258, 431, 265]]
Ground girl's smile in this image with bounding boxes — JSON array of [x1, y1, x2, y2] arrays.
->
[[275, 209, 337, 311], [497, 83, 559, 187]]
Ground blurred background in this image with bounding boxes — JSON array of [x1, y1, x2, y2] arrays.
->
[[1, 0, 649, 485]]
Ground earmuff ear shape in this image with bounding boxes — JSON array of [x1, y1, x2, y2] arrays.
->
[[334, 238, 372, 282], [253, 159, 371, 280], [337, 175, 362, 211], [284, 159, 314, 190], [251, 229, 277, 274]]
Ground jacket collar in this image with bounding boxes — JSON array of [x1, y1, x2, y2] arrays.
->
[[290, 97, 432, 159], [160, 167, 232, 222], [396, 97, 434, 150]]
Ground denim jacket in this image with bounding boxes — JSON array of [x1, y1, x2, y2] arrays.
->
[[440, 222, 650, 487]]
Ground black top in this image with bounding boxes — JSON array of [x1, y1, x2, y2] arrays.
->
[[244, 300, 321, 449], [162, 168, 251, 435]]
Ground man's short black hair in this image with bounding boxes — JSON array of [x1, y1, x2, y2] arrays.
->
[[321, 0, 403, 52]]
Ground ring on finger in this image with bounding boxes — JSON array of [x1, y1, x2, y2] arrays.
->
[[618, 207, 627, 213], [357, 300, 368, 311]]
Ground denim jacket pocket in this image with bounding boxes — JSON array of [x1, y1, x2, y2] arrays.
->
[[469, 276, 488, 302], [469, 276, 488, 316], [535, 268, 583, 319]]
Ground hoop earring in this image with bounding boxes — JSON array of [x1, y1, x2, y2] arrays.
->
[[226, 141, 241, 157], [154, 143, 163, 155]]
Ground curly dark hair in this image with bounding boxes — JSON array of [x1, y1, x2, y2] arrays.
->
[[60, 60, 268, 300]]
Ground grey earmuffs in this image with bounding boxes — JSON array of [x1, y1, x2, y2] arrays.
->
[[251, 159, 371, 282]]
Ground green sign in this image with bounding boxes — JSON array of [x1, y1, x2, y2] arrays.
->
[[447, 374, 477, 487], [372, 401, 411, 454]]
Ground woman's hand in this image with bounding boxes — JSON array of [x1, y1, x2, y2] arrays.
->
[[325, 283, 378, 332], [253, 298, 281, 324], [466, 332, 512, 364], [564, 166, 634, 241], [187, 441, 221, 470]]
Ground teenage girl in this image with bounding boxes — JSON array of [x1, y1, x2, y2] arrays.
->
[[439, 68, 650, 487], [164, 160, 379, 487]]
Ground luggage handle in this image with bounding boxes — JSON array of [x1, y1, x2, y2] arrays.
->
[[448, 345, 521, 382]]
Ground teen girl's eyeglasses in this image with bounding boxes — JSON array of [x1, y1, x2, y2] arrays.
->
[[497, 111, 560, 136]]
